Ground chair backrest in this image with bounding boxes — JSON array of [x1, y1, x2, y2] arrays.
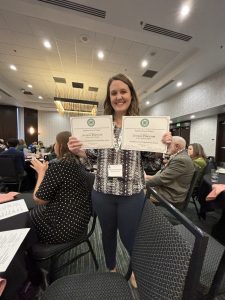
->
[[176, 224, 225, 300], [0, 156, 18, 177], [181, 168, 200, 211], [132, 190, 208, 300], [204, 157, 217, 174]]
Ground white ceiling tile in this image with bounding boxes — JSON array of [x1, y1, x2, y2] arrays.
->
[[111, 37, 132, 54], [0, 13, 7, 29]]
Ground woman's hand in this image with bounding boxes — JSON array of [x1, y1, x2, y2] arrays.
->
[[68, 137, 87, 158], [30, 158, 48, 175], [162, 132, 172, 145]]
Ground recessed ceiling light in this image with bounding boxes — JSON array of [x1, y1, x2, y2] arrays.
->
[[10, 64, 17, 71], [38, 96, 43, 100], [27, 84, 32, 88], [141, 60, 148, 68], [169, 120, 173, 124], [43, 40, 52, 49], [180, 5, 190, 17], [97, 50, 104, 60], [176, 81, 183, 87], [190, 115, 195, 119], [146, 101, 150, 105]]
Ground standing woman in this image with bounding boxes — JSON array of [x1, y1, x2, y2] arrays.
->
[[30, 131, 92, 244], [68, 74, 171, 287]]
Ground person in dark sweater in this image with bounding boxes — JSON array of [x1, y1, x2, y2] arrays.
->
[[0, 138, 25, 174]]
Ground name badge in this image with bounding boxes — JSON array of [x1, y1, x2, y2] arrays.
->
[[108, 164, 123, 177]]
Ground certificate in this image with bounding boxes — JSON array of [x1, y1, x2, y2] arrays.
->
[[70, 116, 114, 149], [121, 116, 170, 152]]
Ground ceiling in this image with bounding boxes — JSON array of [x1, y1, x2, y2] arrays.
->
[[0, 0, 225, 116]]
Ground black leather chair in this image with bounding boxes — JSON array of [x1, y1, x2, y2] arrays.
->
[[30, 172, 98, 286], [0, 156, 25, 192], [40, 190, 208, 300], [176, 224, 225, 300], [31, 213, 99, 287], [180, 168, 200, 212]]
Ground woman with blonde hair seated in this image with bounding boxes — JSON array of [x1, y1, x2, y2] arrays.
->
[[29, 131, 92, 244]]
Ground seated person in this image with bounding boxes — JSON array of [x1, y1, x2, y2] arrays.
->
[[0, 138, 25, 174], [29, 131, 92, 244], [188, 143, 207, 169], [38, 140, 45, 149], [17, 138, 27, 152], [0, 138, 7, 152], [146, 136, 195, 209], [28, 141, 38, 153]]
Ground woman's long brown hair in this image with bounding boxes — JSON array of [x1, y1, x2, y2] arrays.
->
[[103, 73, 140, 117], [56, 131, 73, 159]]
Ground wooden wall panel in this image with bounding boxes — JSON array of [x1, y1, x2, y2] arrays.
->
[[24, 108, 38, 146], [216, 113, 225, 163], [0, 105, 17, 141]]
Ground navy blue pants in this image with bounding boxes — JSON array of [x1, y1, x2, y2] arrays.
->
[[92, 189, 145, 270]]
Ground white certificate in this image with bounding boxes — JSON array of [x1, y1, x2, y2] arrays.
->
[[70, 116, 114, 149], [121, 116, 170, 152]]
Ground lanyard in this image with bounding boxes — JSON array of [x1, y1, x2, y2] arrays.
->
[[113, 124, 123, 152]]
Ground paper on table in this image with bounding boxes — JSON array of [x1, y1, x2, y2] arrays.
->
[[0, 228, 30, 273], [0, 199, 28, 220]]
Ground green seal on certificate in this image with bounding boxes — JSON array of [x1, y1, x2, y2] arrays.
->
[[140, 118, 149, 127], [87, 118, 95, 127]]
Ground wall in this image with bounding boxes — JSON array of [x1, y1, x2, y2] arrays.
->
[[17, 107, 24, 139], [24, 108, 38, 146], [38, 111, 70, 146], [0, 105, 17, 141], [146, 68, 225, 119], [190, 116, 217, 156]]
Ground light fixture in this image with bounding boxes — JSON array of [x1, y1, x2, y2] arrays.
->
[[97, 50, 104, 60], [141, 60, 148, 68], [54, 97, 98, 116], [28, 126, 35, 135], [180, 4, 191, 17], [146, 101, 150, 105], [10, 64, 17, 71], [190, 115, 195, 119], [27, 84, 32, 88], [38, 96, 43, 100], [43, 40, 52, 49], [169, 120, 173, 124], [176, 81, 183, 87]]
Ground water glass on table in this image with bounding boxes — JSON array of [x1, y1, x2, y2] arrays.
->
[[211, 169, 219, 183]]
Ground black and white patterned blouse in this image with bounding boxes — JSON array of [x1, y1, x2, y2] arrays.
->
[[30, 158, 92, 244], [86, 127, 153, 196]]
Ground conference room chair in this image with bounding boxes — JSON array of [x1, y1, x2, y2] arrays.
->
[[176, 224, 225, 299], [0, 156, 25, 192], [30, 213, 99, 287], [40, 190, 208, 300], [180, 168, 200, 212], [191, 160, 215, 219]]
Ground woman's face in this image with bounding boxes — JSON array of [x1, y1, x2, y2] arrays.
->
[[188, 145, 194, 157], [54, 141, 60, 157], [109, 80, 131, 116]]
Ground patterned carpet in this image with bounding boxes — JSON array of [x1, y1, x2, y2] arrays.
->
[[38, 202, 224, 300]]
